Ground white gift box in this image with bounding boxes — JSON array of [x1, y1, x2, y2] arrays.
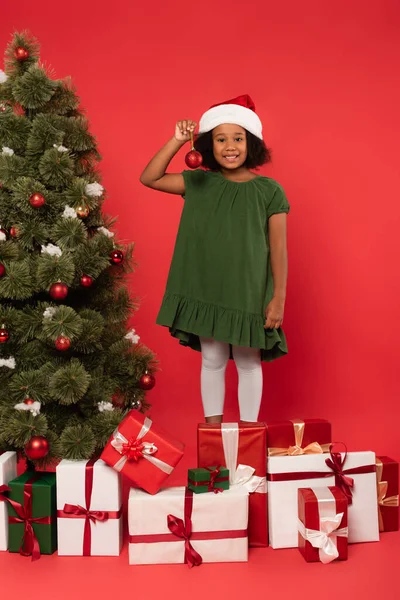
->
[[0, 451, 17, 551], [129, 486, 249, 565], [56, 459, 122, 556], [268, 451, 379, 548]]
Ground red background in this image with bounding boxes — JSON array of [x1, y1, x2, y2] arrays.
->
[[1, 2, 399, 597]]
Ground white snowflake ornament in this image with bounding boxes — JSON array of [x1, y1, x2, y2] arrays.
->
[[85, 182, 104, 197], [41, 243, 62, 257], [97, 226, 114, 238], [14, 400, 41, 417], [2, 146, 14, 156], [53, 144, 69, 153], [62, 205, 78, 219], [43, 307, 57, 321], [0, 70, 7, 84], [125, 329, 140, 344], [97, 401, 114, 413], [0, 356, 16, 369]]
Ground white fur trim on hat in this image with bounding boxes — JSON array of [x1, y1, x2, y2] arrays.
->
[[199, 104, 263, 139]]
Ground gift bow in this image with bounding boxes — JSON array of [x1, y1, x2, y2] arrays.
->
[[111, 418, 173, 475], [325, 448, 354, 503], [206, 466, 224, 493], [232, 464, 266, 493], [298, 514, 348, 564], [7, 488, 52, 562], [268, 419, 330, 457], [167, 512, 203, 568], [376, 459, 400, 531], [61, 503, 109, 524]]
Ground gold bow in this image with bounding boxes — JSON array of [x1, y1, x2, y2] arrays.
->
[[268, 419, 330, 457], [376, 458, 399, 532]]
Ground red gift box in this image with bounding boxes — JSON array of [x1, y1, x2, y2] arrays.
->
[[101, 411, 185, 495], [197, 422, 267, 547], [267, 418, 332, 456], [298, 486, 348, 563], [376, 456, 399, 532]]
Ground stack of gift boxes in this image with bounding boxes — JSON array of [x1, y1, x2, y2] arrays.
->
[[0, 415, 398, 565]]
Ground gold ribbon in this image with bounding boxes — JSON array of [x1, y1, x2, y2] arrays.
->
[[376, 458, 399, 532], [268, 419, 331, 457]]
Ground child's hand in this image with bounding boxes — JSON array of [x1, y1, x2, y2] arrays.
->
[[175, 120, 197, 143], [264, 297, 285, 329]]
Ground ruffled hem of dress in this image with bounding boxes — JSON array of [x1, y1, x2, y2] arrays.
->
[[156, 292, 288, 363]]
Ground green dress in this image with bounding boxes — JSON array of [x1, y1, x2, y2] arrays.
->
[[156, 169, 290, 362]]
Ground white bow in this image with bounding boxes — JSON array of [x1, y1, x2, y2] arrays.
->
[[298, 514, 348, 564], [110, 417, 173, 475]]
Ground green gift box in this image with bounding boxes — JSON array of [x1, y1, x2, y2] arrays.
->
[[7, 471, 57, 559], [188, 466, 230, 494]]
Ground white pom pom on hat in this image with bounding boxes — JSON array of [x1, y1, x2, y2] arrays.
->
[[198, 94, 263, 140]]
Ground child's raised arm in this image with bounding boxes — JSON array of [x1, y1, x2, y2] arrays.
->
[[140, 120, 197, 195]]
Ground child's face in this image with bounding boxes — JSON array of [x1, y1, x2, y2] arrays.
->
[[212, 124, 247, 170]]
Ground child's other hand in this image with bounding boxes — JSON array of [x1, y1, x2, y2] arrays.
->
[[175, 120, 197, 143], [264, 297, 285, 329]]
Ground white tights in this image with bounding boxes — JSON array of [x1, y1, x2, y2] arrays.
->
[[200, 337, 263, 422]]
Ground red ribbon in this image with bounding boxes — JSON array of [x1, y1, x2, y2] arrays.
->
[[0, 484, 10, 502], [206, 466, 224, 493], [121, 439, 146, 462], [167, 490, 203, 568], [57, 458, 121, 556], [7, 474, 52, 562], [267, 445, 376, 506]]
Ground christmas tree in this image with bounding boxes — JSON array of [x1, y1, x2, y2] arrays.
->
[[0, 31, 156, 468]]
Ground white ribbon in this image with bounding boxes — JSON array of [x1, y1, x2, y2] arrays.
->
[[298, 487, 348, 564], [221, 423, 266, 494], [111, 417, 173, 475]]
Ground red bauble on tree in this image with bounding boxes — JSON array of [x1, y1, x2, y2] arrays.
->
[[49, 281, 69, 301], [0, 263, 5, 277], [25, 436, 49, 460], [111, 391, 125, 408], [10, 225, 19, 238], [29, 192, 45, 208], [139, 372, 156, 391], [55, 335, 71, 351], [14, 46, 30, 61], [110, 249, 124, 265], [0, 327, 9, 343], [80, 274, 93, 287], [23, 397, 35, 405]]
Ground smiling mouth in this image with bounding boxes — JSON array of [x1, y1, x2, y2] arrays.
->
[[223, 155, 239, 162]]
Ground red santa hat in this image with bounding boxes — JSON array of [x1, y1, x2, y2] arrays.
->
[[198, 94, 263, 140]]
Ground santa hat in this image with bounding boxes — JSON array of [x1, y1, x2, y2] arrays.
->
[[198, 94, 263, 140]]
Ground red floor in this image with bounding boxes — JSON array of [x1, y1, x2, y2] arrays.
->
[[1, 529, 398, 600]]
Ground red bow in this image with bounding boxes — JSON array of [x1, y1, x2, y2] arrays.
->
[[7, 488, 52, 561], [121, 439, 146, 461], [61, 503, 109, 524], [206, 466, 223, 494], [325, 446, 354, 504], [167, 490, 203, 568]]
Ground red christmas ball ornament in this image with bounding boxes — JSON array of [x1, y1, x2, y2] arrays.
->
[[139, 372, 156, 391], [10, 225, 20, 238], [185, 131, 203, 169], [49, 281, 68, 301], [76, 205, 90, 218], [24, 436, 49, 460], [110, 249, 124, 265], [80, 274, 93, 287], [111, 392, 125, 408], [0, 263, 5, 278], [0, 326, 9, 343], [185, 150, 203, 169], [0, 104, 6, 113], [14, 46, 30, 61], [55, 335, 71, 351], [23, 397, 35, 405], [29, 192, 45, 208]]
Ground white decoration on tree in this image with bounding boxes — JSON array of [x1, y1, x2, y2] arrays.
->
[[43, 307, 57, 321], [62, 205, 78, 219], [14, 401, 41, 417], [97, 226, 114, 238], [97, 401, 114, 413], [0, 70, 7, 83], [41, 243, 62, 257], [85, 182, 104, 197], [0, 356, 16, 369], [125, 329, 140, 344], [0, 231, 6, 242], [53, 144, 69, 153], [2, 146, 14, 156]]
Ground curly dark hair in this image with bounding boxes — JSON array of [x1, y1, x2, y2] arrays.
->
[[194, 130, 272, 170]]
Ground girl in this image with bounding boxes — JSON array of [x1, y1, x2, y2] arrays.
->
[[140, 95, 290, 424]]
